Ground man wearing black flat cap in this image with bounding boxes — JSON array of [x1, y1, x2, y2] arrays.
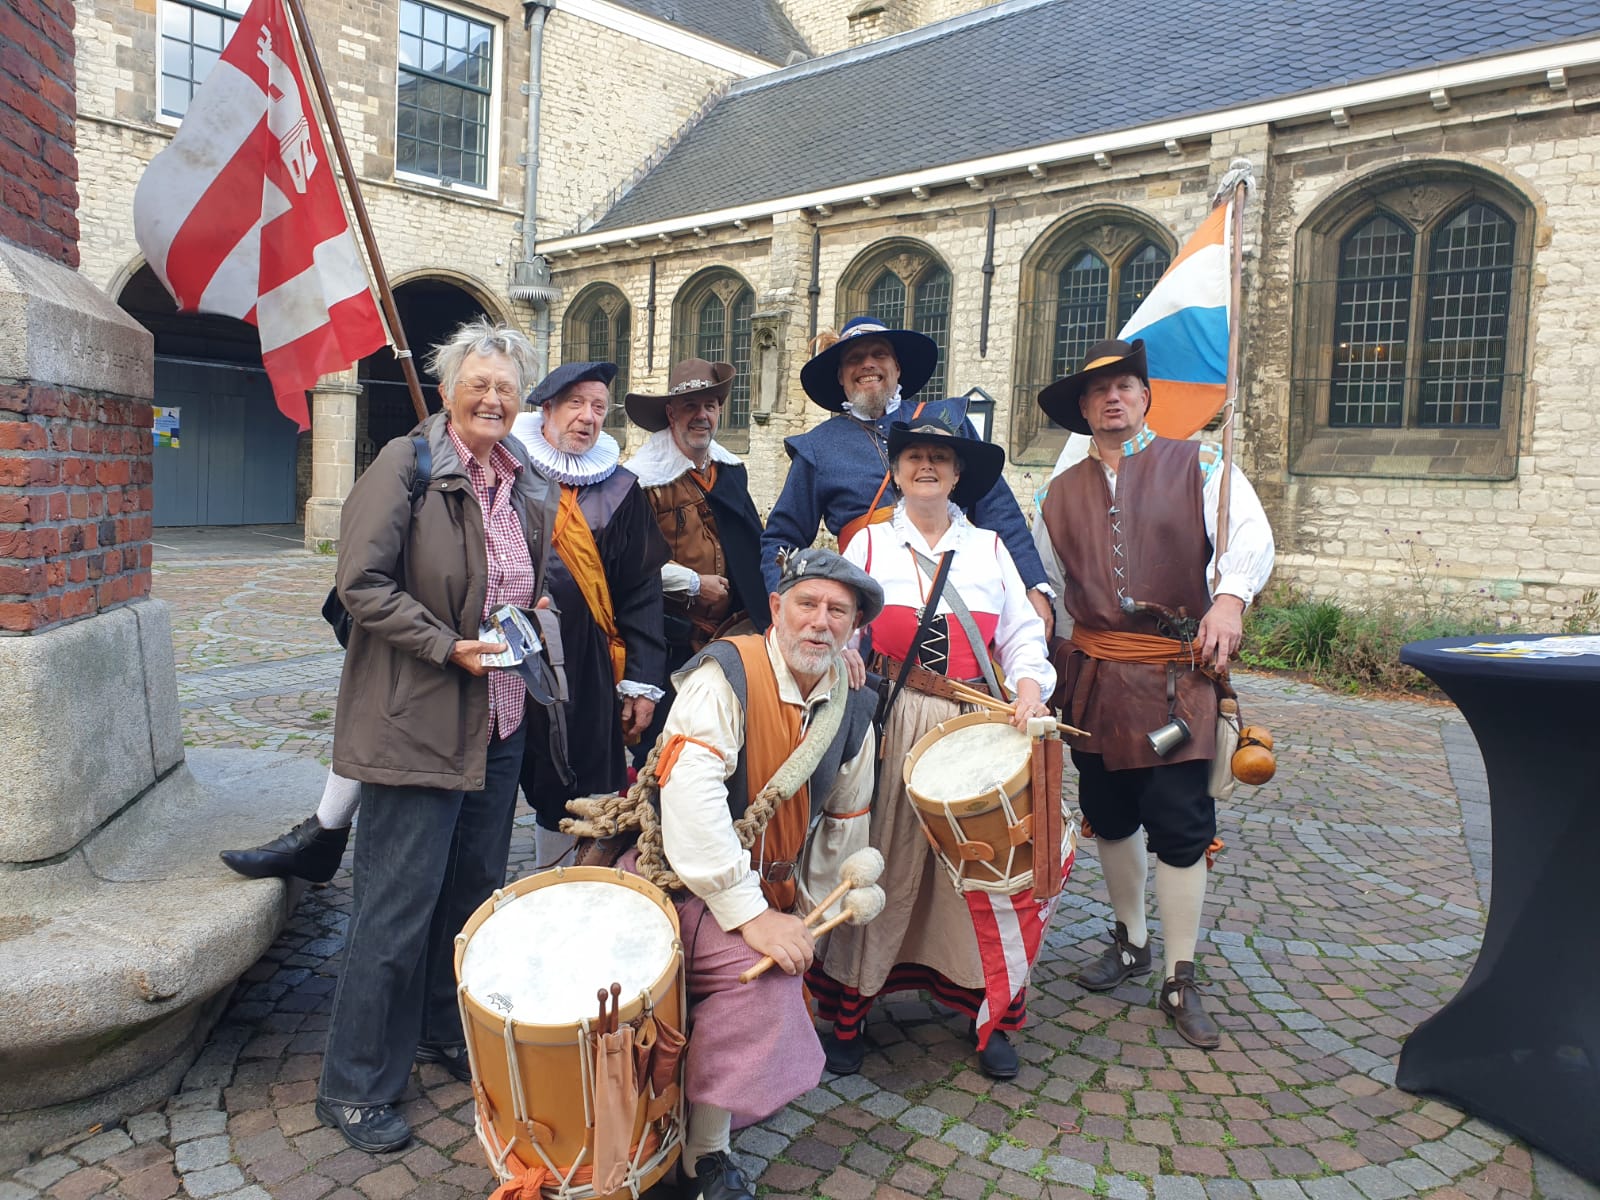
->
[[511, 361, 669, 868], [1033, 338, 1273, 1049]]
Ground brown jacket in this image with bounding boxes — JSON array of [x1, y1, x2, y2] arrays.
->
[[331, 412, 558, 790]]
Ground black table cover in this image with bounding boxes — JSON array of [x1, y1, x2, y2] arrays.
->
[[1397, 635, 1600, 1182]]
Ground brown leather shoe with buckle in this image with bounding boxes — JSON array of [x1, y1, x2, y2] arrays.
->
[[1072, 921, 1152, 992], [1159, 961, 1221, 1048]]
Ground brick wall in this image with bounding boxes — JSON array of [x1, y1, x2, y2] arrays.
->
[[0, 0, 79, 268], [0, 385, 154, 633]]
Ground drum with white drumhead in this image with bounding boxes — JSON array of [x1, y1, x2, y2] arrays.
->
[[454, 866, 685, 1199], [905, 710, 1075, 894]]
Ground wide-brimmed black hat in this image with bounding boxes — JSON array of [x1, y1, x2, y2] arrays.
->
[[773, 546, 884, 625], [1036, 339, 1150, 435], [623, 358, 735, 432], [528, 360, 617, 407], [885, 409, 1005, 510], [800, 316, 939, 413]]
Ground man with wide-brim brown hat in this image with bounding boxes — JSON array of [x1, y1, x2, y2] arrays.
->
[[760, 316, 1055, 638], [623, 358, 767, 760], [1032, 337, 1274, 1050]]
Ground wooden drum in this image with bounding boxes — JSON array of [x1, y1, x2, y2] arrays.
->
[[903, 710, 1042, 894], [454, 866, 685, 1199]]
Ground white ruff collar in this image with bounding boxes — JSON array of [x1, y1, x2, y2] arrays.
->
[[625, 428, 741, 488], [511, 409, 620, 485]]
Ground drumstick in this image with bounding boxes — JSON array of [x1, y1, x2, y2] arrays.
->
[[802, 848, 885, 929], [596, 988, 608, 1033], [942, 678, 1090, 739], [738, 886, 887, 984], [609, 982, 622, 1034]]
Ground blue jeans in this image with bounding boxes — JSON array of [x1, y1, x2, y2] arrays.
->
[[319, 720, 526, 1107]]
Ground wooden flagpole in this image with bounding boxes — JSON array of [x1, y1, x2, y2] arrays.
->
[[1211, 166, 1251, 594], [281, 0, 430, 423]]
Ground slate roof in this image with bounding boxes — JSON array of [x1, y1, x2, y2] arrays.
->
[[608, 0, 810, 66], [589, 0, 1600, 232]]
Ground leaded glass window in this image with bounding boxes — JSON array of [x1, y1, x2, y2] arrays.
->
[[856, 259, 951, 398], [674, 271, 755, 431], [1331, 215, 1413, 427], [1420, 203, 1513, 428], [563, 284, 630, 430]]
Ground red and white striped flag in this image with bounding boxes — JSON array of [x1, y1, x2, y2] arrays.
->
[[132, 0, 386, 430], [967, 837, 1077, 1051]]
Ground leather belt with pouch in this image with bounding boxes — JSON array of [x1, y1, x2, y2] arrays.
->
[[872, 653, 991, 705]]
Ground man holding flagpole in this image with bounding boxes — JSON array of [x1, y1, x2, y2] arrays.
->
[[1032, 338, 1273, 1048]]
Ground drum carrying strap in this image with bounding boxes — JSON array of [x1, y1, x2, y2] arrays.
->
[[881, 550, 952, 726], [910, 549, 1005, 700]]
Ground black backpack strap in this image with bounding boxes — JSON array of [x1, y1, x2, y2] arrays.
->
[[409, 433, 432, 506]]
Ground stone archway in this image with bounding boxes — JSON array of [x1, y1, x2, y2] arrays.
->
[[117, 265, 303, 527], [355, 276, 501, 466]]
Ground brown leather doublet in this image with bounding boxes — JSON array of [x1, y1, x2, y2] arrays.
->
[[1040, 437, 1221, 770], [645, 474, 733, 642]]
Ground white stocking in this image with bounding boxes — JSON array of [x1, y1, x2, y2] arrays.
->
[[316, 771, 361, 829], [1154, 858, 1208, 981], [682, 1103, 732, 1175], [1096, 833, 1149, 948], [533, 825, 577, 871]]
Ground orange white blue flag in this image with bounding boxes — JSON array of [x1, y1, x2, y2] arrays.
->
[[1118, 203, 1231, 441]]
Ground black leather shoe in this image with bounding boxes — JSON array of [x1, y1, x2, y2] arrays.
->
[[820, 1030, 865, 1076], [221, 816, 350, 883], [686, 1151, 754, 1200], [415, 1042, 472, 1083], [1072, 921, 1152, 992], [976, 1029, 1020, 1080], [314, 1098, 410, 1153], [1159, 961, 1221, 1049]]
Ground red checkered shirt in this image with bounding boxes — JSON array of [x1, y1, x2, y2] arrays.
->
[[447, 424, 535, 741]]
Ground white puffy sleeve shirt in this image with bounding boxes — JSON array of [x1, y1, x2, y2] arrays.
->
[[657, 635, 875, 932]]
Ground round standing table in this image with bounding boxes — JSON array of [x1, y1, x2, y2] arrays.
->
[[1397, 635, 1600, 1182]]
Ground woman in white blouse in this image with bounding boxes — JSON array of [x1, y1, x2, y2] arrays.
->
[[809, 415, 1055, 1081]]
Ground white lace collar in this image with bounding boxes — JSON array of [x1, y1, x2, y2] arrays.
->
[[624, 427, 742, 488], [842, 385, 903, 423], [889, 498, 969, 555], [510, 409, 620, 486]]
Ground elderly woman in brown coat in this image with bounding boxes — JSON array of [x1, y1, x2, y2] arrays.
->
[[314, 319, 559, 1154]]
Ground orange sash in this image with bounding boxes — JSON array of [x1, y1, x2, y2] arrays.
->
[[731, 634, 809, 912], [688, 464, 718, 493], [1070, 627, 1190, 664], [555, 485, 626, 685]]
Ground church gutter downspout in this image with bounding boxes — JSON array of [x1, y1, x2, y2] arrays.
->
[[512, 0, 561, 377]]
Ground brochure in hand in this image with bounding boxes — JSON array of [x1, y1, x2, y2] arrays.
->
[[479, 604, 544, 669]]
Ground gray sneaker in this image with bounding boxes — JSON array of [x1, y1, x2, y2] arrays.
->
[[315, 1098, 411, 1153]]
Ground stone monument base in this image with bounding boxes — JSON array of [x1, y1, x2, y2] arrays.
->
[[0, 600, 327, 1168]]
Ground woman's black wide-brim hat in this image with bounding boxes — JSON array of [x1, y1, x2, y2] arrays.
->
[[885, 410, 1006, 510]]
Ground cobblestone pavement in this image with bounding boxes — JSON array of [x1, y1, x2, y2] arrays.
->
[[6, 530, 1597, 1200]]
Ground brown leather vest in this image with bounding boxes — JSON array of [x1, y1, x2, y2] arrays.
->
[[1040, 437, 1220, 769], [644, 474, 734, 641]]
